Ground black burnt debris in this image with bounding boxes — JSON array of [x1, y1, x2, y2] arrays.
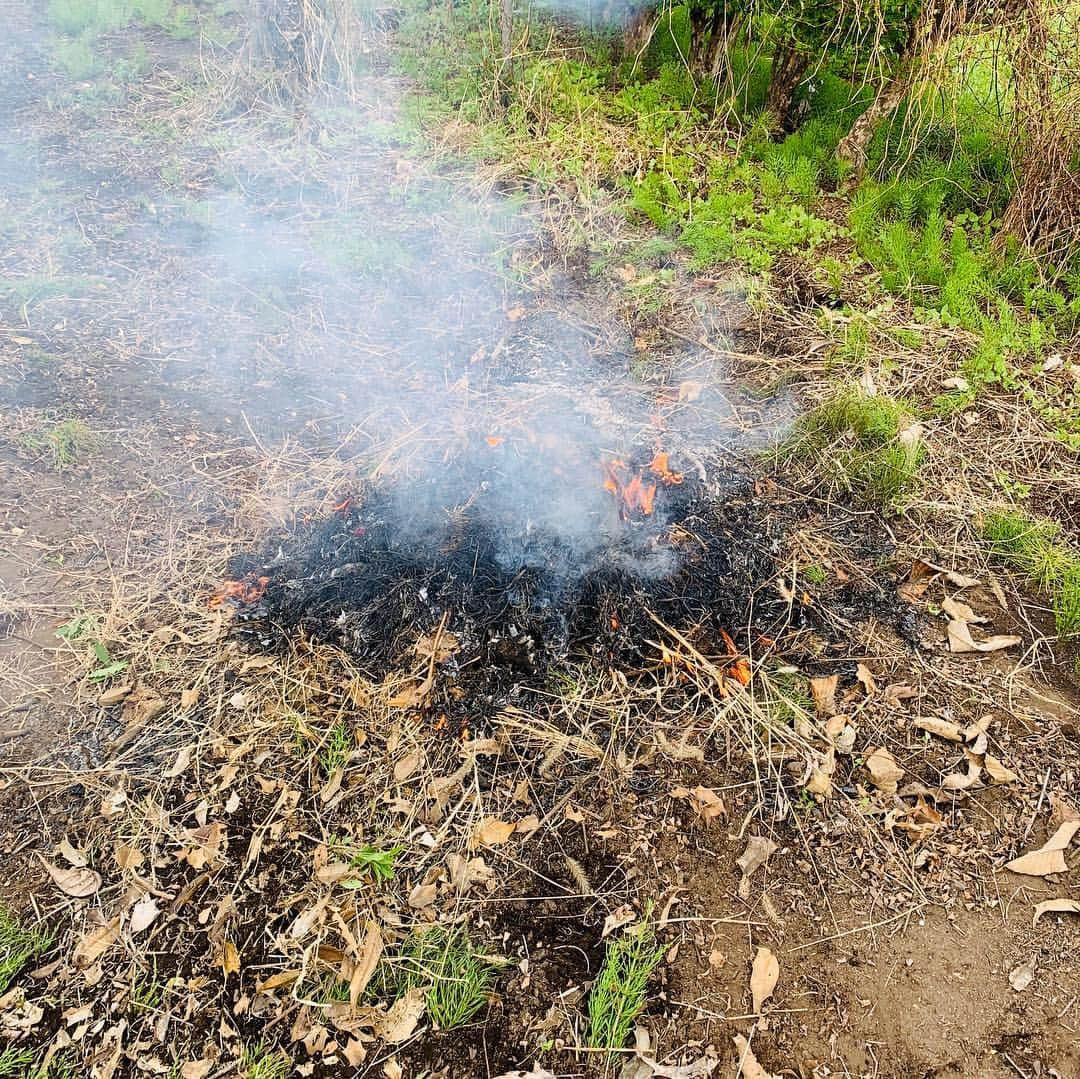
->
[[224, 448, 795, 725]]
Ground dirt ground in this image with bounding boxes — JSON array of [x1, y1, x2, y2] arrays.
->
[[0, 5, 1077, 1078]]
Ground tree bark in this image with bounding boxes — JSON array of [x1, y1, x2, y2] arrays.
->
[[764, 45, 810, 131], [835, 68, 914, 175]]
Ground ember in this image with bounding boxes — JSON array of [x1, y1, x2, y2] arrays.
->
[[209, 574, 269, 608]]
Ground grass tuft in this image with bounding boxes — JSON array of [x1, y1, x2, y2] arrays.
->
[[586, 920, 666, 1053], [0, 903, 52, 995], [395, 925, 494, 1030], [983, 510, 1080, 637], [241, 1043, 289, 1079], [783, 390, 923, 513], [0, 1049, 36, 1078]]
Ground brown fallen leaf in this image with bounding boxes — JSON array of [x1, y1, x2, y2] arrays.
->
[[947, 620, 1021, 654], [379, 986, 427, 1041], [671, 785, 725, 822], [809, 675, 839, 717], [98, 684, 132, 706], [602, 905, 636, 939], [58, 838, 88, 868], [472, 818, 516, 846], [221, 940, 241, 977], [750, 946, 779, 1014], [393, 751, 421, 783], [257, 970, 301, 993], [941, 754, 982, 791], [350, 921, 384, 1006], [855, 663, 877, 695], [114, 843, 144, 871], [941, 595, 987, 624], [1033, 899, 1080, 926], [897, 560, 937, 603], [984, 755, 1019, 784], [732, 1035, 778, 1079], [865, 747, 903, 794], [73, 916, 121, 968], [1009, 957, 1036, 992], [736, 836, 777, 901], [915, 717, 964, 742], [180, 1062, 214, 1079], [39, 858, 101, 898], [408, 883, 438, 909], [1006, 820, 1080, 876]]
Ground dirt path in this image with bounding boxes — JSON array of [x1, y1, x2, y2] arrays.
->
[[0, 7, 1077, 1079]]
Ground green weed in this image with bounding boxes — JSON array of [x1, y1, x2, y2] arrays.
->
[[0, 1049, 36, 1077], [394, 926, 495, 1030], [55, 33, 103, 78], [586, 919, 666, 1052], [29, 419, 97, 470], [317, 721, 353, 777], [785, 390, 923, 512], [0, 903, 52, 995], [240, 1043, 289, 1079], [328, 838, 403, 885]]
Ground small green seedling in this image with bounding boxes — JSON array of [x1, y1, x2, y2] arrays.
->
[[586, 919, 666, 1053]]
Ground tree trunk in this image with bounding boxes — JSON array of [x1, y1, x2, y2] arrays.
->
[[836, 68, 914, 175], [764, 45, 810, 131]]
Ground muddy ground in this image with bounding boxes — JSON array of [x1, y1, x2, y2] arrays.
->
[[0, 5, 1077, 1078]]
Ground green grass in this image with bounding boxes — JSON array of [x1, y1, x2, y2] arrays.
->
[[22, 419, 98, 470], [983, 510, 1080, 637], [783, 390, 924, 513], [394, 926, 495, 1030], [241, 1044, 289, 1079], [0, 903, 52, 995], [0, 1050, 36, 1077], [586, 920, 666, 1052], [317, 721, 353, 777]]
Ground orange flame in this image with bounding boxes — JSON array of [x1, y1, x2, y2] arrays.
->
[[603, 450, 681, 518], [648, 451, 683, 486], [602, 458, 657, 518], [209, 574, 269, 609]]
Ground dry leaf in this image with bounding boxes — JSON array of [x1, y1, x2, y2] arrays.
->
[[736, 836, 777, 901], [915, 717, 964, 742], [855, 663, 877, 695], [732, 1035, 778, 1079], [98, 684, 132, 705], [941, 755, 982, 791], [941, 595, 986, 624], [74, 917, 121, 968], [40, 858, 101, 898], [393, 752, 421, 783], [809, 675, 839, 716], [602, 905, 636, 939], [472, 818, 516, 846], [58, 838, 88, 868], [408, 883, 437, 909], [1009, 957, 1036, 992], [984, 755, 1019, 784], [164, 746, 192, 779], [222, 941, 240, 976], [180, 1062, 214, 1079], [865, 747, 903, 794], [114, 843, 144, 870], [350, 921, 383, 1006], [1032, 899, 1080, 926], [129, 895, 160, 935], [671, 785, 725, 822], [378, 986, 426, 1041], [678, 380, 704, 402], [494, 1070, 558, 1079], [179, 687, 200, 710], [947, 620, 1020, 653], [344, 1040, 367, 1067], [750, 946, 779, 1013], [257, 970, 301, 993], [1006, 820, 1079, 876]]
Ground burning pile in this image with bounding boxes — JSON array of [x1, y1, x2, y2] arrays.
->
[[219, 446, 793, 732]]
